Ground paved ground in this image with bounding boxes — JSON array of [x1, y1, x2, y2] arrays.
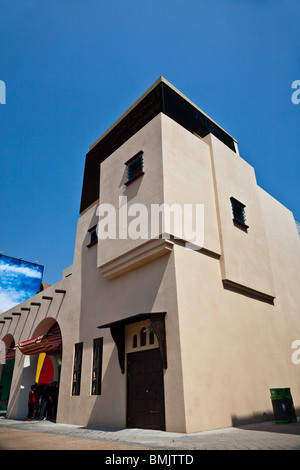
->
[[1, 416, 300, 451]]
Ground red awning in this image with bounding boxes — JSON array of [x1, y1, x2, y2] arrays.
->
[[15, 336, 45, 355], [15, 325, 62, 356]]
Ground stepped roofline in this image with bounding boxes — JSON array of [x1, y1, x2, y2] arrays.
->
[[80, 77, 237, 214]]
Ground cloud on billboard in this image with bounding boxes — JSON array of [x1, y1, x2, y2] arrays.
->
[[0, 255, 44, 312]]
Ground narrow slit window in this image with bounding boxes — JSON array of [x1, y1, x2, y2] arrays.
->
[[72, 342, 83, 396], [149, 330, 155, 345], [140, 327, 147, 347], [91, 338, 103, 395]]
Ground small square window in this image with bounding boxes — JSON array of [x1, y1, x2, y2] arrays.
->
[[230, 197, 249, 229], [87, 225, 98, 247], [124, 151, 144, 185]]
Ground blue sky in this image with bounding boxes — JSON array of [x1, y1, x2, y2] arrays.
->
[[0, 0, 299, 285]]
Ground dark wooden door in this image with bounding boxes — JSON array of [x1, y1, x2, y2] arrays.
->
[[127, 348, 165, 431]]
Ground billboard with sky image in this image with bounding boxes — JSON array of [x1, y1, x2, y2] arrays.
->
[[0, 254, 44, 313]]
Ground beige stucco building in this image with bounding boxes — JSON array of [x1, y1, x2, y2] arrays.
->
[[1, 77, 300, 433]]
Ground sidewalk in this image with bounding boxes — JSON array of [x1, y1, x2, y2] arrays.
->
[[0, 415, 300, 450]]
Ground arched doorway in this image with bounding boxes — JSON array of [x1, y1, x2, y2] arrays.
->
[[0, 334, 15, 413], [31, 321, 62, 387], [11, 319, 62, 419]]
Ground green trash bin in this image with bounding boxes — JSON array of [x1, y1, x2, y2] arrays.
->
[[270, 388, 297, 424]]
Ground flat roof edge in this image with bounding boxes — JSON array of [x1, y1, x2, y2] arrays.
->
[[89, 77, 164, 151], [88, 77, 237, 152]]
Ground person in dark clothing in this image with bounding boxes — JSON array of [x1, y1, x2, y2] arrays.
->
[[27, 385, 36, 421], [39, 382, 53, 420], [51, 381, 58, 420]]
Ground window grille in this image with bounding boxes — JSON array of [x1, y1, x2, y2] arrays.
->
[[87, 225, 98, 247], [230, 197, 249, 229], [125, 151, 144, 185], [91, 338, 103, 395], [72, 342, 83, 396]]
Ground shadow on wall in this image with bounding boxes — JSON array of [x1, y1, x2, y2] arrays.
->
[[86, 346, 126, 429], [6, 352, 39, 419], [231, 411, 274, 427], [231, 407, 300, 428], [77, 203, 181, 429], [231, 413, 300, 436], [81, 251, 172, 429]]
